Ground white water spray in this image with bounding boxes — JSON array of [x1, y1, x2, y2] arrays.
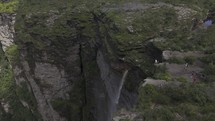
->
[[115, 70, 129, 104]]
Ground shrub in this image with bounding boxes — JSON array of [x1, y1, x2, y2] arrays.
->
[[5, 44, 19, 64], [138, 85, 158, 110], [176, 77, 188, 83], [155, 72, 171, 81], [201, 104, 215, 114], [143, 107, 175, 121], [167, 57, 185, 64], [153, 65, 171, 81], [184, 56, 196, 65], [138, 82, 213, 121]]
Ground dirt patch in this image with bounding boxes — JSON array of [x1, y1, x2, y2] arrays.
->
[[165, 63, 203, 82], [162, 50, 205, 60]]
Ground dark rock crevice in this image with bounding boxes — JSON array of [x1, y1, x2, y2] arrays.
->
[[146, 42, 163, 63], [79, 42, 88, 121]]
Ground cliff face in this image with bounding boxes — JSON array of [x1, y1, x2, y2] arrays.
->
[[0, 13, 15, 50], [0, 2, 156, 120], [12, 9, 153, 121], [0, 1, 204, 121]]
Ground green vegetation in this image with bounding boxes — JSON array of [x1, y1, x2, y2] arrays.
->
[[167, 57, 186, 64], [51, 99, 82, 121], [176, 76, 188, 83], [132, 0, 215, 10], [143, 107, 175, 121], [191, 24, 215, 51], [106, 6, 181, 73], [15, 0, 100, 51], [0, 52, 13, 99], [0, 0, 18, 13], [138, 84, 215, 121], [0, 44, 41, 121], [184, 56, 196, 64], [200, 51, 215, 83], [51, 77, 85, 121], [5, 44, 19, 64], [153, 65, 171, 81], [108, 7, 178, 45], [166, 56, 196, 64], [153, 72, 171, 81]]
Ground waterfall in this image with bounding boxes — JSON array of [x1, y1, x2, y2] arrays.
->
[[115, 70, 129, 104], [96, 50, 130, 121]]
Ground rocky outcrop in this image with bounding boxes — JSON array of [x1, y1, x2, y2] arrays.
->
[[0, 13, 16, 118], [34, 62, 72, 100], [20, 59, 67, 121], [0, 13, 15, 51]]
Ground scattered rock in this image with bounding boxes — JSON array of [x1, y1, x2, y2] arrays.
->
[[20, 100, 29, 109], [127, 25, 134, 33], [174, 6, 197, 20], [142, 78, 167, 87], [149, 37, 165, 42], [1, 100, 10, 113]]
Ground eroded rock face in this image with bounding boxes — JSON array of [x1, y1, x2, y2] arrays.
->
[[21, 60, 67, 121], [0, 13, 15, 51], [0, 13, 14, 105], [34, 62, 71, 100], [14, 41, 83, 121]]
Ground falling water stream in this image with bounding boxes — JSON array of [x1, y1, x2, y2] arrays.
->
[[96, 50, 130, 121], [115, 70, 129, 104]]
